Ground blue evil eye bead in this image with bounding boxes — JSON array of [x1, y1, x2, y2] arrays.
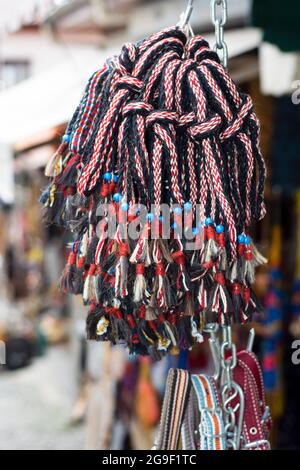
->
[[216, 224, 224, 234], [192, 227, 199, 235], [184, 201, 192, 212], [103, 172, 112, 181], [121, 202, 129, 211], [159, 215, 164, 222], [113, 192, 122, 202], [205, 217, 213, 226], [172, 222, 178, 230], [113, 175, 118, 183], [244, 236, 251, 245], [238, 234, 246, 244], [146, 212, 154, 222], [62, 134, 71, 143], [173, 207, 182, 215]]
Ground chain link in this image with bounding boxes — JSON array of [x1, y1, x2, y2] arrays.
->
[[210, 0, 228, 68], [220, 326, 244, 450]]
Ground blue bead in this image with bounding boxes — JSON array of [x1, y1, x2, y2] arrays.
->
[[172, 222, 178, 230], [121, 202, 129, 211], [159, 216, 164, 222], [184, 202, 192, 212], [216, 224, 224, 234], [113, 175, 118, 183], [238, 234, 246, 244], [62, 134, 70, 143], [205, 217, 213, 226], [113, 193, 121, 202], [147, 213, 154, 222], [173, 207, 182, 215], [192, 227, 199, 235], [103, 172, 112, 181], [244, 236, 251, 245]]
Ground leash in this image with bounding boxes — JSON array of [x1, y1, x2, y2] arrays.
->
[[191, 374, 226, 450], [153, 368, 190, 450], [230, 351, 272, 450]]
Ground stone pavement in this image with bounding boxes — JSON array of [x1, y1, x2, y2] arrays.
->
[[0, 344, 85, 450]]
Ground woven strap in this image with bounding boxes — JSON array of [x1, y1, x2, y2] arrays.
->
[[181, 384, 199, 450], [231, 351, 272, 450], [191, 375, 226, 450], [154, 368, 190, 450]]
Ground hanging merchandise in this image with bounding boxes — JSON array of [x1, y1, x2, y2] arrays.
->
[[153, 327, 272, 450], [40, 0, 267, 359]]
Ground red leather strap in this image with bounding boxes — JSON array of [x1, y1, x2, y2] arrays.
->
[[229, 350, 272, 450]]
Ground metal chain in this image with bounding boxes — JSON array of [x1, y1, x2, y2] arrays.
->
[[220, 326, 244, 450], [210, 0, 228, 68]]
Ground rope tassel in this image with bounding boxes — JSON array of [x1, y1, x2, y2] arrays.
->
[[41, 24, 267, 354]]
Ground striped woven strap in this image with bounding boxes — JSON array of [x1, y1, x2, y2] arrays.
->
[[154, 368, 190, 450], [181, 385, 199, 450], [191, 374, 226, 450]]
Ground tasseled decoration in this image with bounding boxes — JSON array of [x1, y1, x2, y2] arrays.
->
[[115, 241, 129, 298], [129, 219, 151, 265], [133, 263, 148, 302], [94, 218, 109, 264], [152, 262, 173, 310], [243, 237, 255, 284], [59, 248, 77, 294], [136, 305, 156, 350], [202, 219, 219, 264], [56, 154, 79, 187], [106, 305, 132, 344], [215, 224, 227, 271], [172, 250, 192, 292], [86, 303, 109, 340], [68, 212, 89, 235], [83, 264, 97, 304], [207, 272, 233, 325], [86, 234, 99, 265], [73, 255, 86, 294], [44, 138, 69, 177], [147, 320, 171, 356], [232, 282, 246, 323], [73, 233, 88, 294], [177, 315, 195, 350], [228, 234, 245, 283], [40, 26, 268, 355], [41, 185, 65, 226], [190, 226, 204, 265], [157, 313, 178, 348], [125, 311, 143, 354], [197, 272, 213, 310]]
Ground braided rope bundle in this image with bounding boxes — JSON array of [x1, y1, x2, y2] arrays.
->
[[41, 26, 267, 358]]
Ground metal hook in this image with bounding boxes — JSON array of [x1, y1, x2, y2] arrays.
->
[[246, 328, 255, 352], [177, 0, 194, 30], [204, 323, 220, 381]]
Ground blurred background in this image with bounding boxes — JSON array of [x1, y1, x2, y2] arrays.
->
[[0, 0, 300, 450]]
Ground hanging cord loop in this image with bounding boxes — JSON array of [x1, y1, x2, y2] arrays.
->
[[211, 0, 228, 68]]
